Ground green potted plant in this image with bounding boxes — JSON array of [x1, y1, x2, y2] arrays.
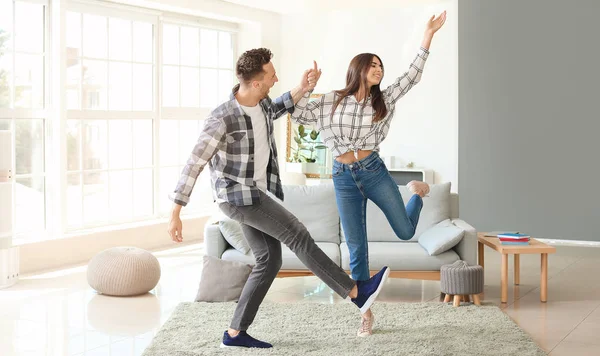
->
[[287, 125, 327, 174]]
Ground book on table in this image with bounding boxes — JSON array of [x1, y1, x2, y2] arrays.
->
[[499, 237, 529, 242], [500, 241, 530, 245], [497, 232, 530, 245], [497, 233, 530, 239], [484, 231, 520, 237]]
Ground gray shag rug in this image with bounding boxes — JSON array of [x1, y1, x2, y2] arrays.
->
[[142, 302, 546, 356]]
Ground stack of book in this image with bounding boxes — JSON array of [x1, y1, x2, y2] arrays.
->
[[497, 233, 530, 245]]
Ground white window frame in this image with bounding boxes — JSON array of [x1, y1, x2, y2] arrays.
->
[[62, 2, 159, 231], [0, 0, 51, 244], [51, 0, 238, 234], [157, 16, 237, 217], [6, 0, 240, 243], [159, 16, 238, 119]]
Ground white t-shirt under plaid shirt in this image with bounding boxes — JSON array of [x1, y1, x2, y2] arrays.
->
[[241, 104, 269, 192], [290, 47, 429, 158]]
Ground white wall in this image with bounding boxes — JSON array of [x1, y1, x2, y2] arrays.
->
[[277, 0, 458, 191]]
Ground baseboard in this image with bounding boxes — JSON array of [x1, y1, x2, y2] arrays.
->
[[537, 238, 600, 247], [18, 216, 209, 275], [0, 246, 19, 289]]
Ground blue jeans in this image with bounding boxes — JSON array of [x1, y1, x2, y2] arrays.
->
[[332, 152, 423, 281]]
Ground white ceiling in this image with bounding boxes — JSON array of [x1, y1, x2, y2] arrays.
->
[[219, 0, 443, 14], [219, 0, 302, 14]]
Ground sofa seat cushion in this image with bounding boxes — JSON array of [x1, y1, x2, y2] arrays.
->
[[340, 242, 460, 271], [221, 242, 341, 270]]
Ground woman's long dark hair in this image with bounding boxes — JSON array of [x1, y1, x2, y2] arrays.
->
[[331, 53, 387, 122]]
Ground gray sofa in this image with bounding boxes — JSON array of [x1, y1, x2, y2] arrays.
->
[[204, 182, 477, 280]]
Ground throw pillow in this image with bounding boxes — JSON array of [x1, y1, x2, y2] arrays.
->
[[195, 256, 253, 302], [219, 218, 250, 254], [418, 219, 465, 256]]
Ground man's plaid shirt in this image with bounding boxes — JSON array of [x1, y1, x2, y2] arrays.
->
[[169, 84, 294, 207]]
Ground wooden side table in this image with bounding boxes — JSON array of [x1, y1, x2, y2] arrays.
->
[[477, 233, 556, 303]]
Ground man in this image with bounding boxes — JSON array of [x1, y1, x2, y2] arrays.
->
[[168, 48, 389, 349]]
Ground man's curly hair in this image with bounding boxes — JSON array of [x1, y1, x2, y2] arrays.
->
[[236, 48, 273, 83]]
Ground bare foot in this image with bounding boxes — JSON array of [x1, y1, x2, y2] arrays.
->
[[407, 180, 430, 197]]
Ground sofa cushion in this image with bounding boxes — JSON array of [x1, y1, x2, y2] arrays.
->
[[219, 218, 250, 254], [282, 242, 340, 269], [418, 219, 465, 256], [356, 182, 451, 242], [195, 256, 252, 302], [273, 183, 340, 244], [221, 242, 341, 269], [340, 241, 460, 271]]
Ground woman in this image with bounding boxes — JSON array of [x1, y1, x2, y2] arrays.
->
[[290, 11, 447, 337]]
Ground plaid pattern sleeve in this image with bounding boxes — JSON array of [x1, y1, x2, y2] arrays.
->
[[169, 115, 226, 206], [284, 48, 431, 158], [383, 47, 429, 106], [290, 90, 322, 125], [263, 91, 295, 120]]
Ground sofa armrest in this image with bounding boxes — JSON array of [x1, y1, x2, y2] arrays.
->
[[451, 219, 478, 266], [204, 222, 228, 258]]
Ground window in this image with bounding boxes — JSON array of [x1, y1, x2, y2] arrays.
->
[[159, 22, 235, 217], [161, 24, 234, 109], [65, 12, 154, 111], [0, 0, 47, 238], [65, 8, 156, 229], [2, 0, 238, 241]]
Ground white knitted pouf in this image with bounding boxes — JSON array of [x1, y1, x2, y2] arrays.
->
[[87, 246, 161, 296]]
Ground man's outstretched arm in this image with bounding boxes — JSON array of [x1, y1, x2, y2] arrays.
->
[[268, 61, 321, 119]]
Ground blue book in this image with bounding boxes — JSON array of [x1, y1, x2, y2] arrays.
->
[[500, 241, 530, 245], [497, 233, 530, 239], [484, 231, 520, 237]]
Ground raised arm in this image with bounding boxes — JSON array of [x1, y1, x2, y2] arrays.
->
[[264, 61, 323, 121], [382, 48, 429, 106], [383, 11, 447, 106], [263, 91, 296, 121], [290, 61, 324, 125], [290, 91, 324, 125], [169, 115, 226, 207]]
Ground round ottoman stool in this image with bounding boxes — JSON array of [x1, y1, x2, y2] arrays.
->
[[440, 260, 483, 307], [87, 247, 161, 296]]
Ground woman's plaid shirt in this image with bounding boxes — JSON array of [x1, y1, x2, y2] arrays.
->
[[291, 47, 429, 158]]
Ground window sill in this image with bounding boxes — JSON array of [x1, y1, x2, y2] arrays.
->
[[13, 213, 210, 246], [15, 214, 211, 275]]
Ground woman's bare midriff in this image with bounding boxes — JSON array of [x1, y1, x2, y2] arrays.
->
[[335, 150, 374, 164]]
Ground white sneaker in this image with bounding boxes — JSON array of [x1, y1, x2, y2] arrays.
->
[[357, 315, 374, 337], [407, 180, 430, 197]]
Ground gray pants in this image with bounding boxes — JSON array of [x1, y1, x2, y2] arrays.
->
[[219, 191, 356, 331]]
